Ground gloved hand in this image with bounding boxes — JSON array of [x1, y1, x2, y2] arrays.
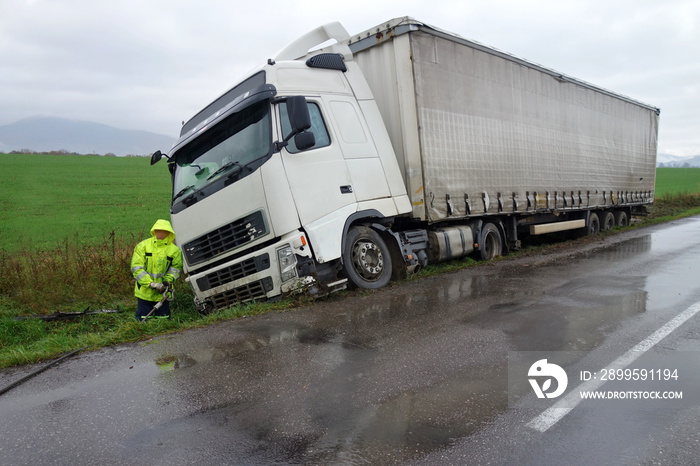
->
[[149, 282, 166, 293]]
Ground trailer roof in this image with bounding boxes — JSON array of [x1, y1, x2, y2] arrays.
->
[[347, 17, 660, 114]]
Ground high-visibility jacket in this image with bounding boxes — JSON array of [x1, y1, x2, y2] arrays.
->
[[131, 219, 183, 302]]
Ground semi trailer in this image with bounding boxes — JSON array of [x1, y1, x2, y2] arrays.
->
[[151, 17, 659, 312]]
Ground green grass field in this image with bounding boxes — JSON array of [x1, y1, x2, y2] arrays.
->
[[0, 154, 171, 252], [655, 167, 700, 197]]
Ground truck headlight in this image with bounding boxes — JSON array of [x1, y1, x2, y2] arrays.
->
[[277, 245, 297, 283]]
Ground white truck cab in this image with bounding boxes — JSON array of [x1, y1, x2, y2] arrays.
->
[[153, 22, 418, 311]]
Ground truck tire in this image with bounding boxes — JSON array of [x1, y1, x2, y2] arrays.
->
[[343, 226, 393, 289], [601, 211, 615, 231], [587, 212, 601, 235], [478, 222, 503, 261], [613, 210, 629, 227]]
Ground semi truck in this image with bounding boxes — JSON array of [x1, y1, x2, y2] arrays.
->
[[151, 17, 659, 312]]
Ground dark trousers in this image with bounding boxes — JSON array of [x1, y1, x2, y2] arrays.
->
[[135, 298, 171, 321]]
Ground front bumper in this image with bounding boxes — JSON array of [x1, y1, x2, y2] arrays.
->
[[186, 230, 311, 311]]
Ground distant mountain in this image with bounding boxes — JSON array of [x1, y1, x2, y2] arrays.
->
[[0, 116, 174, 156], [657, 153, 700, 168]]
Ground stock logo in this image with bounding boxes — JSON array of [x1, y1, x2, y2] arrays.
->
[[528, 359, 568, 399]]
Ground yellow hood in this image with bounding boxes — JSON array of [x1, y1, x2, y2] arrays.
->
[[150, 219, 176, 243]]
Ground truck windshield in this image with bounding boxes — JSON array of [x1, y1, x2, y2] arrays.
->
[[171, 100, 271, 205]]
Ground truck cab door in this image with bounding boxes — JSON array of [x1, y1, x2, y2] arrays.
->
[[279, 99, 357, 227], [324, 96, 391, 202]]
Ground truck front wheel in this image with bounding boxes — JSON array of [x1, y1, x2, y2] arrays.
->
[[343, 226, 393, 289]]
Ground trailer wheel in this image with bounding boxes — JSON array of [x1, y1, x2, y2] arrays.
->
[[478, 222, 503, 261], [587, 212, 601, 235], [601, 211, 615, 231], [343, 226, 393, 289], [613, 210, 629, 227]]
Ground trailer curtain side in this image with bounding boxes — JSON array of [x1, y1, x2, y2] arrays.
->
[[350, 19, 659, 222]]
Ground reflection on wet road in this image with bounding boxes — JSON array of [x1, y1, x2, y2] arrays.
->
[[1, 218, 700, 465]]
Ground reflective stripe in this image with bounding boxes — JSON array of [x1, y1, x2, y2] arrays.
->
[[134, 271, 165, 282], [167, 267, 181, 278], [131, 266, 144, 273], [144, 315, 171, 320]]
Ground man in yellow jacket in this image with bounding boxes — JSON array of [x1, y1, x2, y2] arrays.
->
[[131, 219, 183, 320]]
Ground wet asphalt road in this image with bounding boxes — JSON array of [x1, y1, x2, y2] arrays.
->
[[1, 217, 699, 465]]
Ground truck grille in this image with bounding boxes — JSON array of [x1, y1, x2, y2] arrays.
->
[[195, 254, 270, 291], [209, 277, 273, 309], [183, 210, 267, 265]]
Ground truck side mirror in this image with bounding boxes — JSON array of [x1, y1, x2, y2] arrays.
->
[[286, 96, 311, 132], [294, 132, 316, 151], [150, 150, 164, 165]]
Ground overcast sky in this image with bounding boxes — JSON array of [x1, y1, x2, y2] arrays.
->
[[1, 0, 698, 156]]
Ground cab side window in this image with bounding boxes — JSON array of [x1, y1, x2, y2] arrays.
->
[[280, 101, 331, 153]]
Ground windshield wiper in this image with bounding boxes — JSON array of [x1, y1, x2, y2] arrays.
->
[[207, 161, 242, 181], [173, 185, 195, 202]]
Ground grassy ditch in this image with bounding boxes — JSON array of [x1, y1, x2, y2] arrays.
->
[[0, 293, 295, 368]]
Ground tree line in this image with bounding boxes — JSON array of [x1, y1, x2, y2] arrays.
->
[[5, 149, 146, 157]]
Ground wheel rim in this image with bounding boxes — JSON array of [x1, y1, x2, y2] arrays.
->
[[352, 239, 384, 281]]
